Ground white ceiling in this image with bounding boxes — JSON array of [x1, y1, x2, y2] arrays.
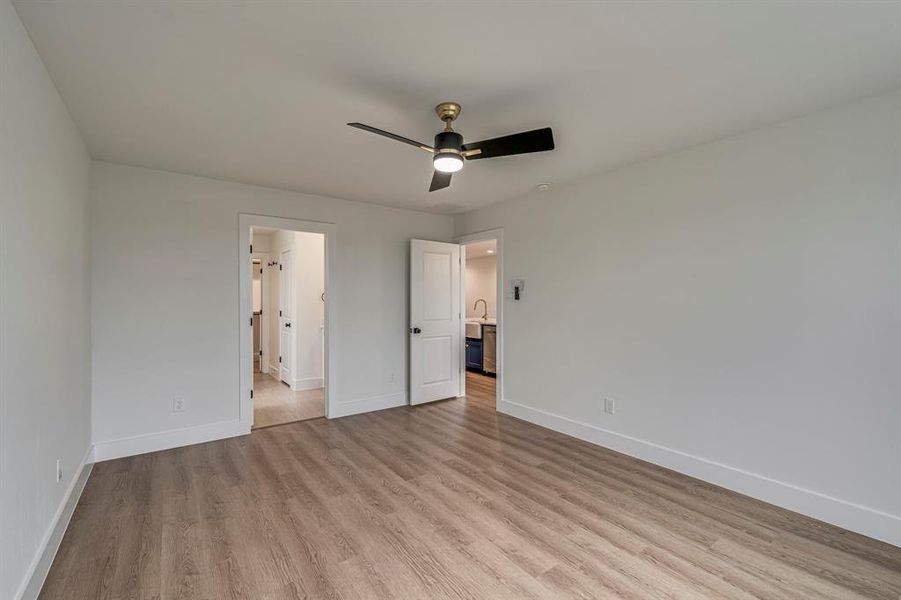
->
[[14, 1, 901, 214]]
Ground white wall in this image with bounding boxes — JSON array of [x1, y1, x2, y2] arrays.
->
[[465, 256, 497, 319], [90, 162, 453, 453], [250, 230, 272, 254], [0, 1, 93, 597], [455, 90, 901, 546]]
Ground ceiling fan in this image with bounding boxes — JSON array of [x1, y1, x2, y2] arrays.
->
[[348, 102, 555, 192]]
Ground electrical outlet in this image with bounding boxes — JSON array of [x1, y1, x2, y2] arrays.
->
[[56, 459, 62, 483], [604, 398, 615, 415], [173, 397, 186, 413]]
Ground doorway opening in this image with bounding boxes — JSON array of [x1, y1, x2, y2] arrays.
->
[[462, 238, 498, 409], [242, 219, 332, 430], [407, 230, 502, 410]]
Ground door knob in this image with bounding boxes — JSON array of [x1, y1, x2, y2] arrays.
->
[[410, 327, 422, 334]]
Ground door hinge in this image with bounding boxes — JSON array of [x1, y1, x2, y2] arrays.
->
[[279, 264, 283, 271], [279, 356, 282, 363], [250, 389, 254, 399], [279, 310, 282, 317], [249, 316, 253, 326], [250, 244, 253, 253]]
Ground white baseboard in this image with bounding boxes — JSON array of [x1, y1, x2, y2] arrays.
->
[[330, 391, 406, 418], [499, 398, 901, 548], [17, 445, 94, 600], [291, 376, 323, 391], [93, 419, 249, 462], [268, 364, 279, 376]]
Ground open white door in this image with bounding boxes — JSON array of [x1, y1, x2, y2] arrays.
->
[[410, 239, 462, 405]]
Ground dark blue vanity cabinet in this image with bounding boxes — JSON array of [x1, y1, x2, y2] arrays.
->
[[465, 338, 483, 371]]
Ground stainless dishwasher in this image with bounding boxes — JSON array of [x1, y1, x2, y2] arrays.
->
[[482, 325, 497, 374]]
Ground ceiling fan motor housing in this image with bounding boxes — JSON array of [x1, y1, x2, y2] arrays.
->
[[434, 131, 463, 153]]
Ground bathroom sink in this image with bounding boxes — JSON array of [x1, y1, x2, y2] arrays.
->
[[465, 322, 482, 339]]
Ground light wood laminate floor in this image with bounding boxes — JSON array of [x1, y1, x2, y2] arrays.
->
[[40, 371, 899, 599], [253, 371, 325, 429]]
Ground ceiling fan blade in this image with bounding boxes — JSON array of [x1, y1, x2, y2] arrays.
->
[[461, 127, 554, 160], [347, 122, 434, 152], [429, 170, 452, 192]]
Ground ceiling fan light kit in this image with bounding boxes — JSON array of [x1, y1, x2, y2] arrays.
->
[[433, 152, 463, 173], [348, 101, 554, 191], [432, 126, 464, 173]]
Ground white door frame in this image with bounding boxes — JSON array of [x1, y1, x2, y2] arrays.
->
[[251, 253, 269, 374], [239, 214, 337, 431], [457, 228, 504, 410]]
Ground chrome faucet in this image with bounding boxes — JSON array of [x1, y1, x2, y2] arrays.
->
[[473, 298, 488, 320]]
